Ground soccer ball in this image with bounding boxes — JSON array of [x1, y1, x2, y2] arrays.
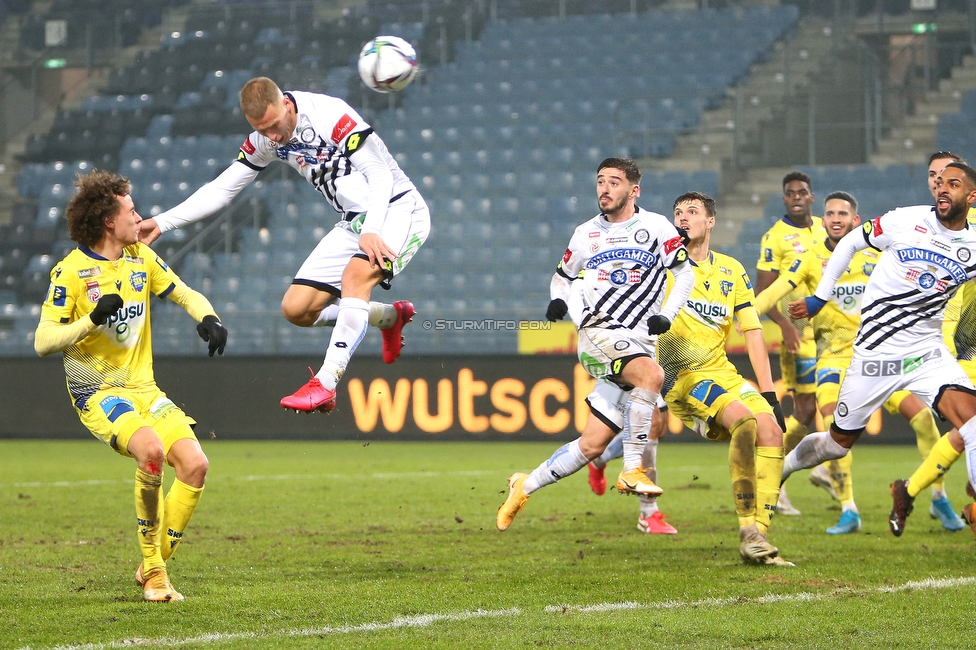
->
[[358, 36, 418, 93]]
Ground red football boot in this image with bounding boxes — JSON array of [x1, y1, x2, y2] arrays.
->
[[280, 368, 336, 413], [381, 300, 415, 364]]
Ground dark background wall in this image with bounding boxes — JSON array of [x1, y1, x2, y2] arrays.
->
[[0, 354, 928, 443]]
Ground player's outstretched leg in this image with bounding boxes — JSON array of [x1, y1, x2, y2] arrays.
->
[[381, 300, 415, 364], [616, 388, 663, 496], [808, 464, 838, 500], [280, 367, 336, 413]]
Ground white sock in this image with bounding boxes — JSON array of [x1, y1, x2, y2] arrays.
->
[[842, 502, 859, 514], [622, 388, 658, 472], [311, 303, 341, 327], [592, 432, 624, 469], [782, 430, 848, 480], [958, 416, 976, 489], [313, 301, 394, 328], [522, 439, 588, 494], [315, 298, 369, 390], [931, 488, 947, 500], [639, 494, 659, 518], [641, 438, 659, 477]]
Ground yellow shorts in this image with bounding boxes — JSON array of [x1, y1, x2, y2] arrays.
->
[[780, 337, 818, 394], [815, 356, 850, 410], [666, 368, 774, 441], [76, 386, 197, 458]]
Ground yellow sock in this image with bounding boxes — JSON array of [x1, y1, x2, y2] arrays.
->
[[784, 416, 808, 454], [134, 468, 164, 572], [161, 479, 204, 562], [828, 451, 855, 506], [728, 416, 758, 529], [755, 446, 784, 532], [907, 434, 961, 498], [910, 409, 943, 492]]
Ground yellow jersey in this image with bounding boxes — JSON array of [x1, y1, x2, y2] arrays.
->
[[40, 243, 189, 410], [779, 237, 880, 361], [658, 251, 762, 396], [756, 216, 825, 334], [942, 207, 976, 354]]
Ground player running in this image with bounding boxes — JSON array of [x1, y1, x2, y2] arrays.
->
[[754, 172, 825, 516], [782, 163, 976, 509], [496, 158, 693, 532], [755, 192, 880, 533], [655, 192, 789, 565], [888, 152, 976, 536], [35, 170, 227, 601], [138, 77, 429, 413]]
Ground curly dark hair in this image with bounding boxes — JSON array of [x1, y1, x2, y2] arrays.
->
[[65, 170, 131, 248]]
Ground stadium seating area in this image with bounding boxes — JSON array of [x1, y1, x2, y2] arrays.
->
[[937, 89, 976, 164], [1, 2, 802, 357]]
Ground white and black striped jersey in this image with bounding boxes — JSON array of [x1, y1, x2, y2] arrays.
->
[[815, 205, 976, 355], [552, 206, 690, 331], [236, 90, 415, 216]]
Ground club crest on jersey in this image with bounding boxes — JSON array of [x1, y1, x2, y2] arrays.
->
[[585, 248, 657, 269], [720, 280, 733, 296], [959, 248, 971, 263], [634, 229, 650, 244], [906, 269, 948, 292], [129, 271, 146, 292], [86, 281, 101, 302], [300, 126, 316, 143], [598, 268, 641, 285]]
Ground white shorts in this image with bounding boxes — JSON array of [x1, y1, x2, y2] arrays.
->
[[834, 345, 975, 432], [293, 189, 430, 295], [577, 327, 656, 381], [586, 378, 667, 433]]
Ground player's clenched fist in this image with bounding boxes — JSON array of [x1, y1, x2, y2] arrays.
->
[[545, 298, 568, 321], [90, 294, 123, 325], [196, 315, 227, 357], [647, 314, 671, 335]]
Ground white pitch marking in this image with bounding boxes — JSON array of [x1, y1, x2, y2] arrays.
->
[[22, 577, 976, 650], [545, 575, 976, 614]]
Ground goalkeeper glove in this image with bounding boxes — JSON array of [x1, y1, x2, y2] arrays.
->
[[90, 294, 123, 325], [762, 391, 787, 433], [546, 298, 568, 322], [647, 314, 671, 335], [196, 315, 227, 357]]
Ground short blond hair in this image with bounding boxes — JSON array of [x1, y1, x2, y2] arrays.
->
[[240, 77, 283, 119]]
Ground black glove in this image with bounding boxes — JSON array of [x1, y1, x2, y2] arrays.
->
[[675, 226, 690, 246], [196, 315, 227, 357], [546, 298, 568, 322], [762, 391, 787, 433], [647, 314, 671, 335], [90, 294, 123, 325]]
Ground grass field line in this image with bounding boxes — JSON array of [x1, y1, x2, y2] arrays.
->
[[26, 576, 976, 650], [544, 575, 976, 614], [0, 470, 497, 490]]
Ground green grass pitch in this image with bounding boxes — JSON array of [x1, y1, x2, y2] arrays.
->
[[2, 439, 975, 649]]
